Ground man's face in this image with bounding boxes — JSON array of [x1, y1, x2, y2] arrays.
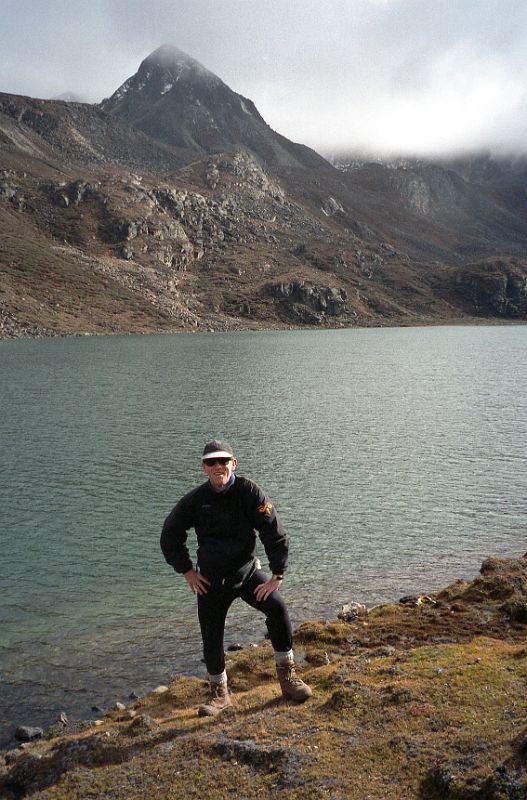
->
[[201, 456, 237, 491]]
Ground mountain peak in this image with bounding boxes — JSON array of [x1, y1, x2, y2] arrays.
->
[[143, 44, 205, 71], [140, 45, 221, 86], [99, 44, 223, 112], [99, 45, 329, 170]]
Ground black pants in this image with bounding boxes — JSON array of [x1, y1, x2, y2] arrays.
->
[[197, 569, 293, 675]]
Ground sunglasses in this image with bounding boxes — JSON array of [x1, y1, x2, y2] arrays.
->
[[203, 457, 231, 466]]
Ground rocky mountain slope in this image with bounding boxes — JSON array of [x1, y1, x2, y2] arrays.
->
[[2, 553, 526, 799], [1, 46, 527, 339], [332, 152, 527, 259]]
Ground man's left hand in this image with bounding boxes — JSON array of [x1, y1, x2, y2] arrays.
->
[[254, 577, 282, 602]]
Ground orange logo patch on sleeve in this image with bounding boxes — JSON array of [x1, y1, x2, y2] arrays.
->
[[258, 501, 273, 515]]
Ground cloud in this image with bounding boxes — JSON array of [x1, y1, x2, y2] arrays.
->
[[1, 0, 527, 155], [277, 37, 527, 156]]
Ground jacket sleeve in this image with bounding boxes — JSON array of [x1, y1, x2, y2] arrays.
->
[[244, 482, 289, 575], [160, 494, 195, 574]]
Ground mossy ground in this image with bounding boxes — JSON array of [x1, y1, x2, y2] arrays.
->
[[2, 555, 526, 800]]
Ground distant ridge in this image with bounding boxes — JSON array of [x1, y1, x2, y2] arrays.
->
[[51, 92, 89, 104]]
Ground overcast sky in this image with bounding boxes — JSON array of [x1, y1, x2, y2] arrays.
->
[[2, 0, 527, 156]]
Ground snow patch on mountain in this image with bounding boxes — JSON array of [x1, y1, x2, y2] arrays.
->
[[321, 196, 344, 216], [111, 79, 133, 103]]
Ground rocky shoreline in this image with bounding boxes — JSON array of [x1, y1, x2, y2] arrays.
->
[[0, 311, 521, 343], [1, 553, 526, 799]]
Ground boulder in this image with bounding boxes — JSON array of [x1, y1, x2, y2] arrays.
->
[[338, 602, 368, 621], [0, 181, 17, 199], [127, 714, 159, 736], [503, 600, 527, 623], [15, 726, 43, 742]]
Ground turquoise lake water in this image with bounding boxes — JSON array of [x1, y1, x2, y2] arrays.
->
[[1, 325, 526, 745]]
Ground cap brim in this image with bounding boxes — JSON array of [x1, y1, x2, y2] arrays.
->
[[202, 450, 233, 460]]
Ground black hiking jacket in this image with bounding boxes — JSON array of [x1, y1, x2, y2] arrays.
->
[[160, 476, 289, 583]]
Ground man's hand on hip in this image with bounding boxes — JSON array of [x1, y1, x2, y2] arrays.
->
[[183, 568, 211, 595]]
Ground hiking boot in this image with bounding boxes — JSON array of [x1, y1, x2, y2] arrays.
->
[[276, 662, 312, 702], [198, 681, 232, 717]]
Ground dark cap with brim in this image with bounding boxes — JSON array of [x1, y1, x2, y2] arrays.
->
[[202, 439, 234, 460]]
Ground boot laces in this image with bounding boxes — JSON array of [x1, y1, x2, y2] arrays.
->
[[282, 664, 303, 686], [209, 682, 226, 700]]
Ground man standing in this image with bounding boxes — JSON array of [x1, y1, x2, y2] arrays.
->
[[160, 439, 312, 716]]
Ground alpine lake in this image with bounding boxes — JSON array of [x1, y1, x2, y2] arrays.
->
[[1, 324, 526, 747]]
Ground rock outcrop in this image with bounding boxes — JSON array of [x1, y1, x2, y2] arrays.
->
[[452, 259, 527, 317], [269, 280, 348, 322]]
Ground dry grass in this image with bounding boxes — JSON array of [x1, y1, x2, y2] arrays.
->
[[2, 555, 526, 800]]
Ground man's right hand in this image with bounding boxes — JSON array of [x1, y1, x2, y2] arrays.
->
[[183, 568, 211, 595]]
